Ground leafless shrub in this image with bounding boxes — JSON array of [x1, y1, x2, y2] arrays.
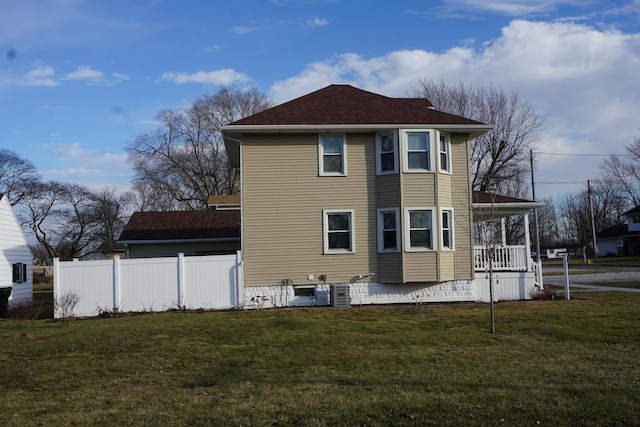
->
[[54, 291, 80, 326], [8, 300, 44, 338]]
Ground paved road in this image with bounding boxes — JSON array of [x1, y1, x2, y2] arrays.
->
[[543, 264, 640, 293]]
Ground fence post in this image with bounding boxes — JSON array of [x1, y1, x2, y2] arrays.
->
[[235, 250, 244, 308], [53, 258, 60, 318], [113, 256, 121, 311], [178, 253, 185, 308]]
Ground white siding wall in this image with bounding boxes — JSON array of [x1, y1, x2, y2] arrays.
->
[[0, 195, 33, 305]]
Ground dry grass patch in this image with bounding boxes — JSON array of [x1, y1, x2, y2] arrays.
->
[[1, 293, 639, 426]]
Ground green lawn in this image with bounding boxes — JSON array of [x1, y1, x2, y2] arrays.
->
[[2, 294, 639, 426]]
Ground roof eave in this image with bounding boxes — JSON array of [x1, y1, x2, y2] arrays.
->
[[118, 237, 240, 245], [222, 123, 493, 138]]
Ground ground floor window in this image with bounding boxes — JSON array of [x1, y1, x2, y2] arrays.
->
[[404, 208, 435, 251], [323, 209, 355, 254]]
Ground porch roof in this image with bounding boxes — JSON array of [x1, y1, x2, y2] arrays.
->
[[472, 191, 545, 220]]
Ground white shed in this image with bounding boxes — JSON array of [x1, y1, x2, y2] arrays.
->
[[0, 194, 33, 306]]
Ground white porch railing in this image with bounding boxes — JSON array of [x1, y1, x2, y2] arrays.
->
[[474, 245, 529, 272]]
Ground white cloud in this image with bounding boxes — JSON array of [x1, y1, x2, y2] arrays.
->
[[65, 66, 104, 81], [231, 25, 260, 34], [22, 65, 59, 87], [64, 66, 130, 86], [269, 19, 640, 197], [160, 69, 251, 85], [20, 64, 129, 87], [306, 17, 329, 27], [40, 142, 131, 190], [439, 0, 589, 17]]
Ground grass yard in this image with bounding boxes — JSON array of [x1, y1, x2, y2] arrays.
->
[[1, 293, 639, 426]]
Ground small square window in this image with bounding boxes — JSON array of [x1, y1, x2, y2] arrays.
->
[[323, 210, 355, 254], [319, 135, 347, 176]]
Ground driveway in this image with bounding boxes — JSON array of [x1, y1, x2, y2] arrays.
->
[[543, 264, 640, 293]]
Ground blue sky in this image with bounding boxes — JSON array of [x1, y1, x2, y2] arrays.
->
[[1, 0, 639, 199]]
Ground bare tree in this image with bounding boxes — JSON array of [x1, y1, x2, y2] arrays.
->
[[597, 136, 640, 207], [19, 181, 118, 261], [127, 86, 272, 210], [411, 79, 543, 194], [0, 148, 41, 205], [89, 187, 135, 247]]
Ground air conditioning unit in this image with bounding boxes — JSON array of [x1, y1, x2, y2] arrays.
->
[[330, 284, 350, 307]]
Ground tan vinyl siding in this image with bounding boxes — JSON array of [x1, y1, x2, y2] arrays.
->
[[377, 252, 402, 283], [401, 174, 437, 206], [450, 134, 474, 280], [402, 252, 438, 282], [375, 174, 400, 207], [438, 251, 455, 281], [241, 133, 377, 286]]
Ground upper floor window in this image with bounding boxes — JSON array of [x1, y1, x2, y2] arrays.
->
[[323, 209, 355, 254], [319, 135, 346, 176], [375, 132, 398, 175], [439, 133, 451, 173], [404, 208, 435, 251], [441, 209, 454, 250], [401, 130, 433, 172], [377, 208, 400, 252]]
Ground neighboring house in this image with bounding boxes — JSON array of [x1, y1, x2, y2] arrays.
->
[[96, 240, 126, 260], [118, 209, 241, 258], [222, 84, 543, 307], [0, 193, 33, 306], [596, 206, 640, 256], [207, 195, 241, 210]]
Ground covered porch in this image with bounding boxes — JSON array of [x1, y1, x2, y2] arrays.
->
[[472, 191, 546, 294]]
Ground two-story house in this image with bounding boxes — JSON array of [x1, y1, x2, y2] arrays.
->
[[223, 84, 539, 307]]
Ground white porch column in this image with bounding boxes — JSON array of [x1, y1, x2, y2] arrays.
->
[[524, 212, 532, 271], [500, 217, 507, 246]]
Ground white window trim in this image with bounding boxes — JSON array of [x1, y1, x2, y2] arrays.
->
[[440, 207, 455, 251], [323, 209, 355, 254], [401, 129, 434, 173], [438, 132, 452, 174], [377, 208, 400, 252], [375, 131, 398, 175], [318, 134, 347, 176], [404, 207, 437, 252]]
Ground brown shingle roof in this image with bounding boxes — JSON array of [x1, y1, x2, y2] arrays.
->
[[207, 195, 240, 207], [118, 210, 240, 242], [472, 191, 534, 204], [229, 84, 483, 126]]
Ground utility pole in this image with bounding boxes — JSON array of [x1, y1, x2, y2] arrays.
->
[[588, 179, 598, 263], [530, 150, 541, 262]]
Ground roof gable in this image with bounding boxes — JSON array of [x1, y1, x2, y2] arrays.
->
[[118, 210, 241, 242], [229, 84, 485, 127]]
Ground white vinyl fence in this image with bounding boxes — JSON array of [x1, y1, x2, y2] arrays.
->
[[53, 252, 243, 318]]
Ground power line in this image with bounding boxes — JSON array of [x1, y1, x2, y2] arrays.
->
[[537, 151, 628, 157], [537, 181, 589, 185]]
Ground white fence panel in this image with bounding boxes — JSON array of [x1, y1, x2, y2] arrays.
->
[[53, 253, 242, 318], [119, 257, 182, 313], [184, 254, 239, 310], [55, 259, 116, 317]]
